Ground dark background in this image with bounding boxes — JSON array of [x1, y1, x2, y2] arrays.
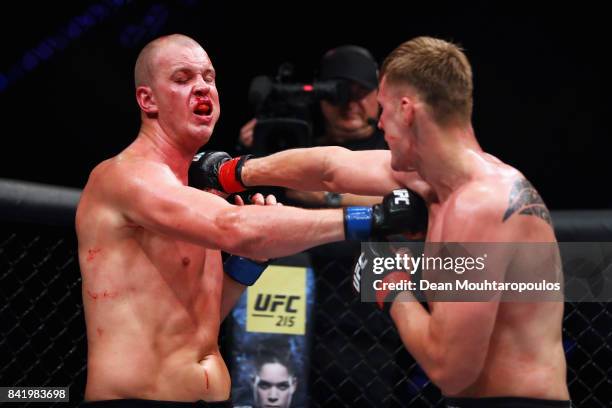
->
[[1, 1, 610, 209]]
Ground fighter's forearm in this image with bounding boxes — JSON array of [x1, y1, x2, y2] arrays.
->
[[337, 193, 383, 206], [284, 190, 383, 207], [134, 184, 345, 259], [389, 299, 442, 376], [389, 299, 483, 394], [215, 205, 344, 259], [242, 147, 340, 192], [220, 274, 246, 321]]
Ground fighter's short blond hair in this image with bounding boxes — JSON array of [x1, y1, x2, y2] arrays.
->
[[381, 36, 473, 126]]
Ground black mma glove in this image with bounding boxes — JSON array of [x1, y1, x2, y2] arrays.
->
[[189, 151, 252, 194], [344, 188, 428, 241]]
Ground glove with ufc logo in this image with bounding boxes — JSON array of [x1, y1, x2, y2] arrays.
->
[[344, 188, 428, 241], [353, 240, 414, 313]]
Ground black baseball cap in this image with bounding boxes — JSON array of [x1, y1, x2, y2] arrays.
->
[[318, 45, 379, 91]]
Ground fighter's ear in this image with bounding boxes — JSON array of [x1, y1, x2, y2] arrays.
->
[[399, 96, 414, 126], [136, 86, 158, 115]]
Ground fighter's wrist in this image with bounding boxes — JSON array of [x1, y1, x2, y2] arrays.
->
[[344, 206, 373, 240], [239, 156, 253, 187], [224, 255, 269, 286], [235, 155, 252, 187], [218, 155, 252, 193], [380, 288, 406, 312]]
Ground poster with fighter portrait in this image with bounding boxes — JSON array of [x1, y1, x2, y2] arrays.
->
[[229, 259, 315, 408]]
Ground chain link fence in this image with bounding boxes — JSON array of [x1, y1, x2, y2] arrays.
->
[[1, 216, 611, 407], [307, 242, 612, 407], [0, 223, 85, 407], [308, 242, 442, 407]]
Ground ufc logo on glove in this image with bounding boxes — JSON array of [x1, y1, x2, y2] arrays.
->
[[353, 252, 368, 293], [393, 189, 410, 205]]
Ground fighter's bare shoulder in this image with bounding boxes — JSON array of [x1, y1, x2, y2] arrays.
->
[[447, 170, 553, 240], [452, 181, 509, 221], [87, 155, 180, 197], [80, 155, 190, 226]]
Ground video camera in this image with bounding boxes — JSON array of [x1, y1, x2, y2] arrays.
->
[[247, 63, 350, 156]]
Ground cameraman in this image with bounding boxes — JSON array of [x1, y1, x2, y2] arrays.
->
[[239, 45, 386, 208]]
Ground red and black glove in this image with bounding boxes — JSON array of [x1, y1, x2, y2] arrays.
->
[[188, 151, 252, 194], [353, 240, 415, 313]]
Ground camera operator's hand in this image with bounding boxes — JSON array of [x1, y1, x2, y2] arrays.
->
[[285, 189, 326, 207], [239, 118, 257, 148], [285, 189, 384, 208], [188, 151, 252, 194]]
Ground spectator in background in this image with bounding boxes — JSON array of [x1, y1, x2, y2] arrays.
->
[[239, 45, 386, 208]]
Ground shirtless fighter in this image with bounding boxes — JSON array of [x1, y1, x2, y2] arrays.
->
[[193, 37, 572, 407], [76, 34, 425, 407]]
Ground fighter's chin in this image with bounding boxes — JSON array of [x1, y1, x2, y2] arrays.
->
[[193, 112, 218, 127], [390, 155, 401, 171], [391, 159, 414, 172], [188, 126, 214, 146]]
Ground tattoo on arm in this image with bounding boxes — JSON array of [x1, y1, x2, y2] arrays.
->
[[502, 178, 552, 226]]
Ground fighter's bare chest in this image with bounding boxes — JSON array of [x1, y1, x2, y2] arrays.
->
[[137, 238, 223, 295], [124, 238, 219, 291]]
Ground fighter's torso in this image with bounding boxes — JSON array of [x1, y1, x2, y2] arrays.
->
[[76, 158, 230, 402], [417, 156, 569, 399]]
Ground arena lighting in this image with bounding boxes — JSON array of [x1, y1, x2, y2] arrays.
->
[[0, 0, 132, 93], [119, 4, 169, 48]]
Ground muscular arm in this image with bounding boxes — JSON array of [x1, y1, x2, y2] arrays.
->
[[219, 193, 276, 320], [389, 189, 511, 394], [242, 147, 403, 196], [391, 296, 500, 395], [111, 161, 344, 259], [284, 189, 382, 207]]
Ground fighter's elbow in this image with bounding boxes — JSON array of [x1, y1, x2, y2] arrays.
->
[[432, 371, 477, 396], [321, 146, 349, 191], [214, 208, 263, 255], [429, 357, 482, 395]]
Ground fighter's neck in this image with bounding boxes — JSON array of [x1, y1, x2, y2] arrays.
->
[[417, 127, 483, 202], [129, 123, 198, 182]]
